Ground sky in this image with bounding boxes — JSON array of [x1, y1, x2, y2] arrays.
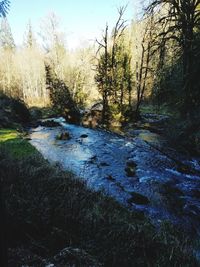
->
[[6, 0, 142, 49]]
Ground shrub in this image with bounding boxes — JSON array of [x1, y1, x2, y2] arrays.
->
[[0, 92, 30, 126]]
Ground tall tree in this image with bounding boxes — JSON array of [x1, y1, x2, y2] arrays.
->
[[147, 0, 200, 118], [134, 14, 155, 120], [46, 64, 80, 124], [23, 20, 36, 48], [95, 24, 110, 124], [95, 7, 132, 124], [0, 0, 9, 17], [39, 12, 67, 78], [0, 17, 15, 50]]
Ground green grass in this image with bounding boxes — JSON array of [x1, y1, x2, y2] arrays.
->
[[0, 128, 37, 159], [0, 128, 18, 141]]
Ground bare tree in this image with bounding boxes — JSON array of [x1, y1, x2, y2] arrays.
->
[[95, 6, 128, 124], [23, 20, 36, 48], [110, 6, 127, 102]]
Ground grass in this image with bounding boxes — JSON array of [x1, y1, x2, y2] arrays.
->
[[0, 128, 19, 142], [0, 128, 37, 159], [0, 127, 198, 266]]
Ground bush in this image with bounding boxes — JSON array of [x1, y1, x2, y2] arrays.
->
[[0, 92, 30, 126], [11, 98, 30, 123], [46, 65, 80, 124]]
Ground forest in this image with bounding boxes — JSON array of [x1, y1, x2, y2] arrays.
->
[[1, 0, 200, 266]]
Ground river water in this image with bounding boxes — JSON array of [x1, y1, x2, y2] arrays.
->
[[29, 117, 200, 234]]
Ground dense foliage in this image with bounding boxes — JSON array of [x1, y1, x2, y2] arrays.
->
[[46, 65, 80, 124], [147, 0, 200, 153]]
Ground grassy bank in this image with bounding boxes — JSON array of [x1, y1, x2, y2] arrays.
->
[[0, 128, 37, 159], [0, 128, 198, 266]]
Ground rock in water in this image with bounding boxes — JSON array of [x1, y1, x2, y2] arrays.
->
[[125, 160, 137, 177], [39, 120, 60, 127], [80, 134, 88, 138], [128, 192, 150, 205], [57, 132, 71, 140]]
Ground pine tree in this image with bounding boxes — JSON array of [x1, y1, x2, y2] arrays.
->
[[0, 17, 15, 50], [23, 20, 35, 48]]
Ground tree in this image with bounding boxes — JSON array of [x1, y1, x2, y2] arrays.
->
[[62, 46, 97, 109], [116, 40, 133, 110], [109, 6, 127, 104], [0, 0, 9, 17], [95, 7, 133, 124], [95, 24, 110, 124], [46, 64, 80, 124], [39, 12, 67, 81], [23, 20, 36, 48], [147, 0, 200, 118], [17, 47, 47, 106], [0, 17, 15, 50], [133, 14, 155, 120]]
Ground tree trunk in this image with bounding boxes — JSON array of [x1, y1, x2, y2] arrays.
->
[[182, 12, 194, 119]]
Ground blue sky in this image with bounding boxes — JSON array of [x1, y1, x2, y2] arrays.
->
[[6, 0, 141, 49]]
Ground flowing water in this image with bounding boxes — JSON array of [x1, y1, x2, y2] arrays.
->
[[29, 117, 200, 234]]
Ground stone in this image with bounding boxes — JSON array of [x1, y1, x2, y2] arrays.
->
[[100, 162, 110, 167], [125, 160, 137, 177], [126, 160, 137, 168], [88, 155, 97, 164], [39, 120, 60, 127], [106, 175, 115, 181], [125, 166, 136, 177], [57, 131, 71, 140], [161, 183, 183, 196], [128, 192, 150, 205], [80, 134, 88, 138]]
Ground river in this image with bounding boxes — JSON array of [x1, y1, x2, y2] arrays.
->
[[29, 117, 200, 234]]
